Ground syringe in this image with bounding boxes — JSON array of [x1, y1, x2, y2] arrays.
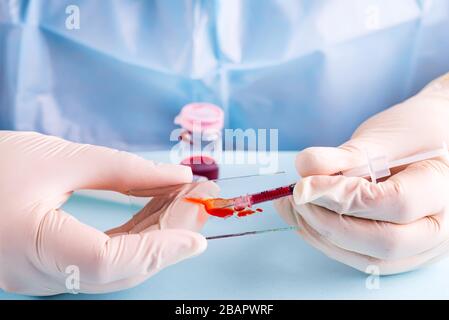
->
[[231, 184, 296, 210], [224, 144, 449, 210]]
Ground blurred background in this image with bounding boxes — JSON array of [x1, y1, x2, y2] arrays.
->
[[1, 0, 449, 151]]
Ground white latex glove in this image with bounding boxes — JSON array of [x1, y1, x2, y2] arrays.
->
[[0, 131, 217, 295], [275, 73, 449, 275]]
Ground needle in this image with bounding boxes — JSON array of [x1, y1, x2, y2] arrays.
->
[[206, 226, 298, 240]]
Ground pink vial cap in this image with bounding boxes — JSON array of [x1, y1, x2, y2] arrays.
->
[[174, 102, 224, 132]]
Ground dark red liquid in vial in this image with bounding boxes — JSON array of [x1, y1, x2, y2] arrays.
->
[[181, 155, 219, 180]]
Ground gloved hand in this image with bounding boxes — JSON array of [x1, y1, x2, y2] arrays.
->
[[275, 72, 449, 275], [0, 131, 217, 295]]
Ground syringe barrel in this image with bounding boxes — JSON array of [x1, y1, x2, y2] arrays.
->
[[249, 184, 296, 205]]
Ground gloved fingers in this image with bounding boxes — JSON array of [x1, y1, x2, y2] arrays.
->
[[129, 181, 218, 234], [298, 214, 449, 275], [10, 131, 192, 193], [106, 181, 219, 235], [294, 211, 381, 273], [35, 208, 111, 285], [38, 209, 206, 291], [274, 196, 397, 262], [76, 230, 206, 294], [296, 202, 449, 260], [105, 198, 168, 236], [127, 183, 192, 197], [274, 204, 399, 274], [293, 159, 449, 224], [422, 72, 449, 95], [294, 132, 445, 179], [1, 132, 191, 193], [66, 145, 192, 194], [106, 181, 207, 235], [295, 140, 382, 177], [79, 229, 206, 292], [274, 196, 302, 227]]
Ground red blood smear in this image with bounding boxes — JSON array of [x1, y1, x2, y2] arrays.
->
[[185, 197, 263, 219], [184, 197, 234, 218], [237, 207, 264, 217], [181, 156, 219, 180], [236, 209, 255, 217], [236, 207, 264, 217]]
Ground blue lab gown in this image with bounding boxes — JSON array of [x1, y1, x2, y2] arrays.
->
[[1, 0, 448, 151]]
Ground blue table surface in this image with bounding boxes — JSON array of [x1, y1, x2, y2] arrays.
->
[[2, 151, 449, 300]]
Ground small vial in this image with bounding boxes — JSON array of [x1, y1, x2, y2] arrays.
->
[[174, 102, 224, 180]]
